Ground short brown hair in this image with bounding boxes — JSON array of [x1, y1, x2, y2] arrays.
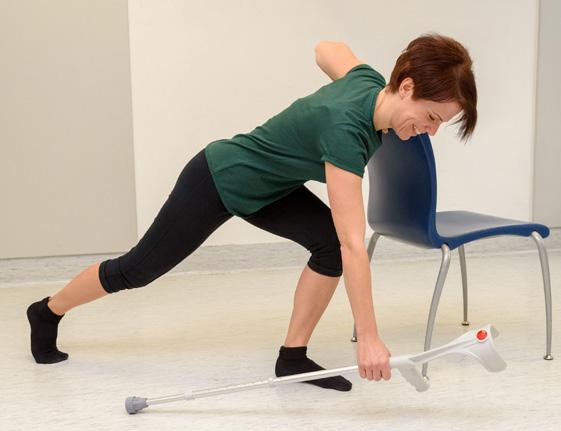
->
[[387, 33, 477, 141]]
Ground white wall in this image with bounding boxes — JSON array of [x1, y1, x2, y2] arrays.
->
[[0, 0, 540, 260], [533, 0, 561, 227], [128, 0, 539, 247], [0, 0, 136, 259]]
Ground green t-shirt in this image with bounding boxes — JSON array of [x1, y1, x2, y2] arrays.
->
[[204, 63, 386, 217]]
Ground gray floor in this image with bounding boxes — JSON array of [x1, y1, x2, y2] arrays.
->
[[1, 241, 560, 430]]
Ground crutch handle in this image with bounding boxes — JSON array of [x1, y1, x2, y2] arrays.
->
[[396, 366, 430, 392]]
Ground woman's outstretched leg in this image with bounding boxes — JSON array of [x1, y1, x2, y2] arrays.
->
[[26, 148, 232, 364]]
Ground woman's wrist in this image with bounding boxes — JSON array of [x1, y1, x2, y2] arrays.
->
[[355, 325, 379, 340]]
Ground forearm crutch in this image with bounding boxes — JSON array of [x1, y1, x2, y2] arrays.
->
[[125, 324, 506, 414]]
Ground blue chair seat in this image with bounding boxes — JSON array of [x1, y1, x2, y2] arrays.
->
[[435, 210, 550, 250]]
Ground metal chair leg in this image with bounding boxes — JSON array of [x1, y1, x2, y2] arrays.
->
[[530, 232, 554, 360], [351, 233, 381, 342], [422, 244, 452, 379], [459, 245, 470, 326], [366, 232, 380, 261]]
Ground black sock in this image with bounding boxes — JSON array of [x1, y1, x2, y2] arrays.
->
[[275, 346, 352, 392], [26, 297, 69, 364]]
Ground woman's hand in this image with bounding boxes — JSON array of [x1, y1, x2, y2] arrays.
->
[[356, 336, 392, 381]]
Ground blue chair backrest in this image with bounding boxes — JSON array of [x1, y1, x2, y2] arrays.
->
[[367, 129, 440, 248]]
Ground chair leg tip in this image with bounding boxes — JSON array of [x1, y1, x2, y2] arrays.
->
[[544, 354, 554, 361], [461, 321, 470, 326], [350, 336, 357, 343]]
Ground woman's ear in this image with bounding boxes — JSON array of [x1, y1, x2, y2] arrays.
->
[[399, 77, 415, 99]]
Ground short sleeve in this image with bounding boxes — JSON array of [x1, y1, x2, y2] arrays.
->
[[344, 63, 374, 77], [319, 125, 368, 177], [344, 63, 386, 86]]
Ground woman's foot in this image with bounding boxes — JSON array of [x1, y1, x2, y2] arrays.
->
[[26, 297, 69, 364], [275, 345, 352, 391]]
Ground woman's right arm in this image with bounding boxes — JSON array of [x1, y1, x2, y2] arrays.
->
[[325, 161, 392, 381], [315, 41, 363, 81]]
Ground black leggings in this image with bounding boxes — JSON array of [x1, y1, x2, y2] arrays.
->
[[99, 149, 342, 294]]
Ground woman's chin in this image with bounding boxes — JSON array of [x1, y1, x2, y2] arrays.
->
[[396, 131, 412, 141]]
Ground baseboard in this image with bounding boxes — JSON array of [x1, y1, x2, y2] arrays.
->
[[1, 228, 559, 288]]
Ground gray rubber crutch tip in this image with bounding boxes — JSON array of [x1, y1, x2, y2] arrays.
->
[[125, 396, 148, 414]]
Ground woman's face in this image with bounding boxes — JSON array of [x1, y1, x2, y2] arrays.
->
[[391, 78, 462, 140]]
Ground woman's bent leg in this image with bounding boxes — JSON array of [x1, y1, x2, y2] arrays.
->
[[242, 185, 350, 391], [243, 186, 343, 346]]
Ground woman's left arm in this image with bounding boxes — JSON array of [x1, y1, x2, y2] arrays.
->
[[315, 41, 362, 81]]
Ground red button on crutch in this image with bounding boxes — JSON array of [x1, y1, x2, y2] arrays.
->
[[476, 329, 488, 341]]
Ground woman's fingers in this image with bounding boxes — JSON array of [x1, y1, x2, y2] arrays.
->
[[361, 363, 391, 381], [361, 365, 381, 381], [381, 365, 392, 381]]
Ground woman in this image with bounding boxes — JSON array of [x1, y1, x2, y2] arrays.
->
[[27, 33, 477, 391]]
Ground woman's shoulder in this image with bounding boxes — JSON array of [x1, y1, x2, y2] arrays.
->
[[344, 63, 386, 86]]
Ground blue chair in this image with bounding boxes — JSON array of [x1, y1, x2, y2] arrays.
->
[[351, 128, 553, 378]]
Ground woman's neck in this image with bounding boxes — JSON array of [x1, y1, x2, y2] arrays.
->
[[373, 87, 393, 133]]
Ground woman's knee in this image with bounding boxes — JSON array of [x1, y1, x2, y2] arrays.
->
[[98, 258, 156, 293], [307, 239, 343, 277]]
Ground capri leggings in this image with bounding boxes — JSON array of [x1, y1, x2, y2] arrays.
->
[[98, 148, 343, 294]]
